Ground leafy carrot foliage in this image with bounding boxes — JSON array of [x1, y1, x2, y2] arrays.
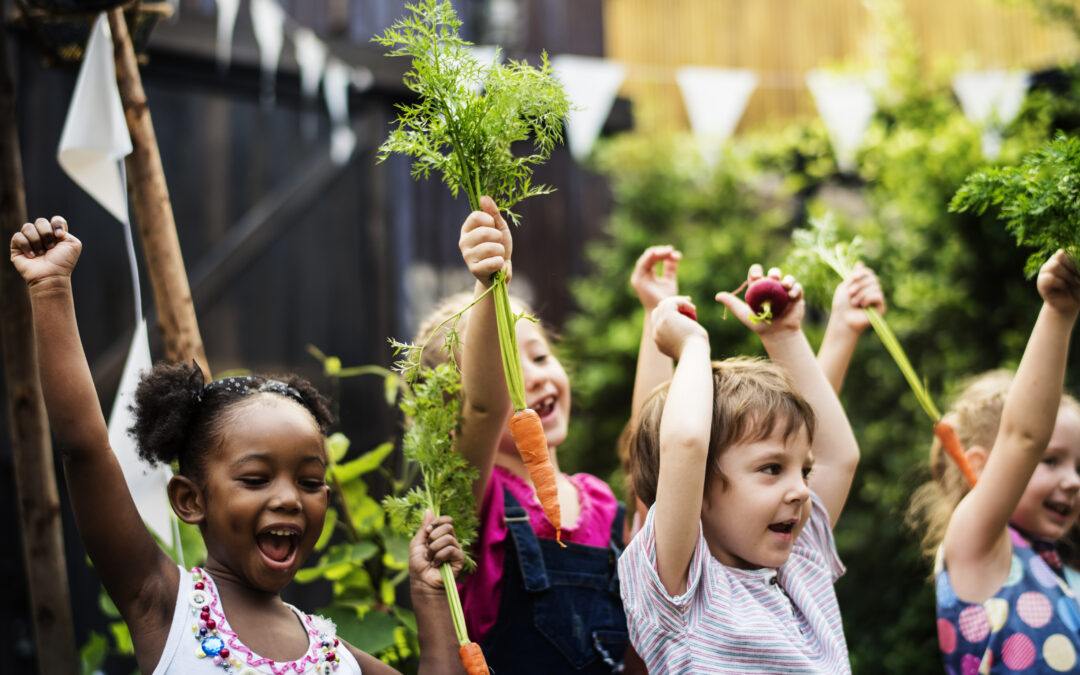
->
[[373, 0, 571, 223], [950, 131, 1080, 276]]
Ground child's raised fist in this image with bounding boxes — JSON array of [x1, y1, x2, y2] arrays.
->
[[10, 216, 82, 286], [459, 196, 512, 285], [651, 295, 707, 360], [1037, 249, 1080, 316]]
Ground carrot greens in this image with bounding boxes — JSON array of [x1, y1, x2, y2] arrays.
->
[[950, 131, 1080, 277]]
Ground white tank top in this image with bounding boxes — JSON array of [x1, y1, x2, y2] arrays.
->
[[152, 566, 363, 675]]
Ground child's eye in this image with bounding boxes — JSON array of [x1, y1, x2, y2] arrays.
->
[[301, 478, 327, 490], [802, 467, 814, 481], [1043, 456, 1060, 467], [238, 476, 268, 487], [533, 354, 548, 364], [760, 464, 781, 476]]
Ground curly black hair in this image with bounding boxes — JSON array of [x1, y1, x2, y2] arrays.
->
[[129, 361, 333, 481]]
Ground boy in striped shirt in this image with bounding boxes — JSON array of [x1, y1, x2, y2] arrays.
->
[[619, 267, 859, 674]]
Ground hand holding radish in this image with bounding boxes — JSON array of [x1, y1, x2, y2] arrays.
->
[[1037, 250, 1080, 317], [459, 195, 512, 285], [10, 216, 82, 287], [631, 245, 682, 310], [651, 296, 708, 360], [409, 510, 465, 594], [830, 261, 886, 334], [715, 265, 805, 335]]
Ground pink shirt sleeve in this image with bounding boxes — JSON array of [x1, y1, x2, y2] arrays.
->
[[457, 467, 619, 644]]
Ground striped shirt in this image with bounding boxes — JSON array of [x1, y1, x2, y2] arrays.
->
[[618, 493, 850, 674]]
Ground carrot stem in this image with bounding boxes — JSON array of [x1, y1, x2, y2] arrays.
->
[[439, 561, 470, 646]]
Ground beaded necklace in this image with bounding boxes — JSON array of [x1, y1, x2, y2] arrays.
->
[[187, 567, 343, 674]]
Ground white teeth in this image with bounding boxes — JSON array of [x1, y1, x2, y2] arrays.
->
[[266, 529, 296, 536]]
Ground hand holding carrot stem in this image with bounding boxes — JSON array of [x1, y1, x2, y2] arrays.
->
[[460, 196, 513, 286], [830, 261, 885, 335]]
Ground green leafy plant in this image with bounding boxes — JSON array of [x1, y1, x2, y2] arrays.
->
[[373, 0, 570, 226], [950, 131, 1080, 277]]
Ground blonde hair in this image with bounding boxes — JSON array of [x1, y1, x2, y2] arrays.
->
[[630, 356, 816, 508], [906, 369, 1080, 561]]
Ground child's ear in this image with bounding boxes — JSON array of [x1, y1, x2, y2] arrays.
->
[[965, 445, 989, 478], [168, 475, 206, 525]]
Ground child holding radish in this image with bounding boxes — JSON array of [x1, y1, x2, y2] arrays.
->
[[619, 265, 860, 673], [11, 216, 468, 675], [906, 250, 1080, 673], [415, 197, 632, 673]]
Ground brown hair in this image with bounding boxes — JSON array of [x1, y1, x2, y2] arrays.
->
[[630, 356, 817, 508], [906, 369, 1080, 561]]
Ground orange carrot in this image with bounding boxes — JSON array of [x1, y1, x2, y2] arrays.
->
[[934, 420, 978, 487], [509, 408, 562, 543], [459, 642, 489, 674]]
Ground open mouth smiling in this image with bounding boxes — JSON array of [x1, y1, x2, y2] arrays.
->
[[256, 526, 301, 566], [533, 395, 556, 420]]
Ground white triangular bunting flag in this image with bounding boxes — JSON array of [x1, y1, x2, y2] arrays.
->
[[551, 55, 626, 162], [324, 58, 356, 165], [107, 321, 175, 545], [293, 28, 328, 102], [57, 14, 132, 224], [676, 67, 757, 160], [806, 70, 878, 172], [214, 0, 240, 69], [251, 0, 286, 105], [952, 70, 1029, 159]]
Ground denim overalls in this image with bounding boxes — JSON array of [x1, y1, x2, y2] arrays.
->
[[480, 488, 630, 673]]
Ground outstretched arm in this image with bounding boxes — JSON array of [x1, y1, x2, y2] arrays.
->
[[650, 296, 712, 596], [946, 251, 1080, 600], [630, 246, 680, 421], [10, 218, 175, 665], [817, 262, 885, 394], [716, 265, 860, 527], [458, 196, 514, 505]]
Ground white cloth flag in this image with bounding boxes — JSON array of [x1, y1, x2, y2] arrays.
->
[[293, 28, 328, 102], [953, 70, 1029, 159], [324, 58, 356, 165], [107, 321, 174, 542], [56, 14, 177, 548], [806, 70, 879, 172], [676, 67, 757, 161], [251, 0, 286, 105], [214, 0, 240, 69], [57, 15, 132, 224], [551, 55, 626, 162]]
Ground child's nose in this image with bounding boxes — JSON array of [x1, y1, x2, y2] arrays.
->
[[269, 481, 302, 511], [787, 476, 811, 503], [1062, 467, 1080, 492]]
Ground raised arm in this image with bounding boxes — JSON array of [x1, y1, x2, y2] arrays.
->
[[650, 296, 713, 596], [716, 265, 859, 526], [457, 197, 514, 504], [945, 250, 1080, 598], [630, 246, 680, 421], [817, 262, 885, 394], [10, 218, 176, 658]]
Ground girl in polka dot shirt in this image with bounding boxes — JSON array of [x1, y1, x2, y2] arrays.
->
[[908, 250, 1080, 673]]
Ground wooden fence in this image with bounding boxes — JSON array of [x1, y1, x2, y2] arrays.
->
[[603, 0, 1080, 131]]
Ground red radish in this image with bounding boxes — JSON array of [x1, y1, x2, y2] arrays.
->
[[678, 306, 698, 321], [745, 278, 790, 324]]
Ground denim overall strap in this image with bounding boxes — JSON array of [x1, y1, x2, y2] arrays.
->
[[481, 487, 630, 672], [502, 487, 552, 592]]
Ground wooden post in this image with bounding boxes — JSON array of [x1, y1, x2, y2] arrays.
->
[[107, 8, 209, 376], [0, 10, 79, 675]]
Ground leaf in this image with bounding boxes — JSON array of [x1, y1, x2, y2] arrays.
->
[[315, 508, 338, 552], [326, 432, 351, 465], [109, 621, 134, 655], [384, 372, 401, 406], [323, 605, 402, 655], [79, 631, 108, 675], [382, 532, 412, 571], [294, 542, 379, 583], [332, 442, 395, 482]]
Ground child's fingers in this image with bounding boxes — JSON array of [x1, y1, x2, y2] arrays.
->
[[430, 538, 464, 567], [714, 291, 752, 323], [21, 220, 48, 256], [748, 263, 764, 281], [788, 281, 804, 302], [782, 274, 796, 291], [461, 209, 496, 235], [768, 267, 783, 281]]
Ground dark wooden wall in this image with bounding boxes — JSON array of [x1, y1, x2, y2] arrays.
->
[[1, 0, 618, 672]]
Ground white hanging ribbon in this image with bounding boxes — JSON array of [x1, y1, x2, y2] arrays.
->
[[251, 0, 286, 106], [806, 70, 879, 172], [324, 58, 356, 165], [676, 66, 757, 161], [551, 55, 627, 163], [56, 14, 178, 552], [952, 69, 1030, 159], [214, 0, 240, 70], [293, 28, 328, 102]]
